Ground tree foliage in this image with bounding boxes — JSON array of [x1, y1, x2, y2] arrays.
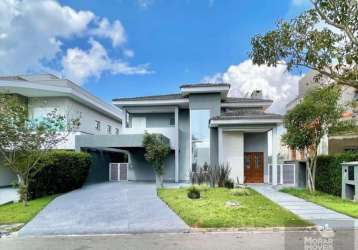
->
[[282, 86, 342, 191], [250, 0, 358, 89], [0, 94, 80, 205], [142, 132, 170, 187]]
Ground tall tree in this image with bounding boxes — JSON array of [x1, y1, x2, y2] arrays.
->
[[0, 95, 80, 205], [142, 132, 170, 188], [282, 87, 342, 192], [250, 0, 358, 89]]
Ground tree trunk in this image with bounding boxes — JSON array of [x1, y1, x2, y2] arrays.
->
[[306, 157, 317, 193], [155, 173, 163, 188], [18, 175, 29, 206]]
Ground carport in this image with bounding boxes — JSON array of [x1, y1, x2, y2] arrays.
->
[[75, 134, 175, 183]]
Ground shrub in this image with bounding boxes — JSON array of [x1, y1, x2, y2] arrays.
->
[[230, 188, 251, 196], [207, 164, 231, 187], [316, 152, 358, 196], [224, 179, 234, 189], [190, 167, 209, 185], [28, 150, 91, 199], [217, 164, 231, 187], [187, 186, 201, 199]]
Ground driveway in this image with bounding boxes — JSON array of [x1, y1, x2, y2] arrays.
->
[[19, 182, 189, 236]]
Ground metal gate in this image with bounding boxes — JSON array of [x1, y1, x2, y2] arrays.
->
[[268, 163, 296, 185], [109, 163, 128, 181]]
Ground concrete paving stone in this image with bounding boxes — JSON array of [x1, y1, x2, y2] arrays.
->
[[19, 182, 189, 236], [249, 184, 358, 230]]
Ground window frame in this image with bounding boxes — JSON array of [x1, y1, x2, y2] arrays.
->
[[95, 120, 101, 131]]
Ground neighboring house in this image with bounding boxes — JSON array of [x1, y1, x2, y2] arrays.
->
[[76, 83, 284, 185], [0, 74, 124, 187], [286, 70, 358, 160]]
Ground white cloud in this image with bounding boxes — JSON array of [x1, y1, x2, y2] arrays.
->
[[123, 49, 135, 58], [62, 39, 151, 84], [91, 18, 126, 47], [291, 0, 311, 6], [0, 0, 94, 73], [0, 0, 151, 83], [136, 0, 154, 8], [203, 60, 301, 114]]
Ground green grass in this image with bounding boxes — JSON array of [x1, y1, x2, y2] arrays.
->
[[0, 195, 56, 225], [158, 187, 310, 228], [281, 188, 358, 219]]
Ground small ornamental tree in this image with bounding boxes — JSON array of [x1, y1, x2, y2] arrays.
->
[[250, 0, 358, 89], [282, 86, 342, 192], [142, 132, 170, 188], [0, 94, 80, 205]]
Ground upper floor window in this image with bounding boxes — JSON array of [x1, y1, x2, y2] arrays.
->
[[169, 117, 175, 126], [107, 125, 112, 134], [95, 120, 101, 131], [115, 128, 120, 135], [190, 110, 210, 172], [131, 117, 146, 128]]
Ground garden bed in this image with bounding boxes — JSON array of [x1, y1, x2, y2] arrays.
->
[[158, 187, 309, 228], [281, 188, 358, 219]]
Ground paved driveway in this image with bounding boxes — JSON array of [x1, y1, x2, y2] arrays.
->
[[19, 182, 188, 236]]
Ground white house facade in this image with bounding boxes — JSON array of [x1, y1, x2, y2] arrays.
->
[[0, 74, 123, 186]]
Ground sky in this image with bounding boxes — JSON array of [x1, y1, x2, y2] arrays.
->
[[0, 0, 312, 113]]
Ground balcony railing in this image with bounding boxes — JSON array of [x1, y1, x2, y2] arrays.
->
[[123, 127, 177, 148]]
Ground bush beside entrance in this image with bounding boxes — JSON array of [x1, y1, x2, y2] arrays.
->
[[316, 152, 358, 196], [28, 150, 91, 199]]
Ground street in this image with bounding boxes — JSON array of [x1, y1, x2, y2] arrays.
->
[[1, 230, 357, 250]]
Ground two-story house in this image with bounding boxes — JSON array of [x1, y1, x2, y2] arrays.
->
[[76, 83, 284, 185], [0, 74, 124, 186], [286, 70, 358, 160]]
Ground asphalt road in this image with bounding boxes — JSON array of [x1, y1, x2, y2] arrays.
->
[[1, 230, 357, 250]]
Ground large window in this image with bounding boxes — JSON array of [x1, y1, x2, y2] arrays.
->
[[190, 110, 210, 172]]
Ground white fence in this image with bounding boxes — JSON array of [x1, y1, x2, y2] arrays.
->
[[268, 163, 296, 185]]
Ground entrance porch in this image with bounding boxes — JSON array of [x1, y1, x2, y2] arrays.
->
[[217, 125, 280, 185]]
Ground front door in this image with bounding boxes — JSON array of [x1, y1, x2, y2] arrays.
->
[[244, 152, 264, 183]]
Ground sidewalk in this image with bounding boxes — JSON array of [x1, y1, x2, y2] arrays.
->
[[0, 188, 19, 205], [250, 185, 358, 230]]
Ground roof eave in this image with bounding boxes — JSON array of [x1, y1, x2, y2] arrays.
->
[[113, 98, 189, 107], [210, 118, 283, 127]]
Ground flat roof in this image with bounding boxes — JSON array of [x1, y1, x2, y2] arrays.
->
[[180, 83, 230, 88]]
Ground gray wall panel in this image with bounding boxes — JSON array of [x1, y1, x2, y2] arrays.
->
[[178, 109, 190, 181], [128, 149, 175, 182]]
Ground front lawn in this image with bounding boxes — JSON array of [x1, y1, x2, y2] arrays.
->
[[0, 195, 56, 225], [158, 187, 310, 228], [281, 188, 358, 219]]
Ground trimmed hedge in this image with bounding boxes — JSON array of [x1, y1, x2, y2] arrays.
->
[[316, 152, 358, 196], [28, 150, 91, 199]]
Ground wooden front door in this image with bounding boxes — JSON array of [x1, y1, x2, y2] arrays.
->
[[244, 152, 264, 183]]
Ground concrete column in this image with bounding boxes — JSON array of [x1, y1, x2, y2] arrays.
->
[[122, 108, 127, 133], [174, 106, 179, 183], [271, 126, 279, 185], [218, 127, 223, 164]]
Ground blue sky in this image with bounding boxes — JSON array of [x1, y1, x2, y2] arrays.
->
[[0, 0, 310, 112]]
